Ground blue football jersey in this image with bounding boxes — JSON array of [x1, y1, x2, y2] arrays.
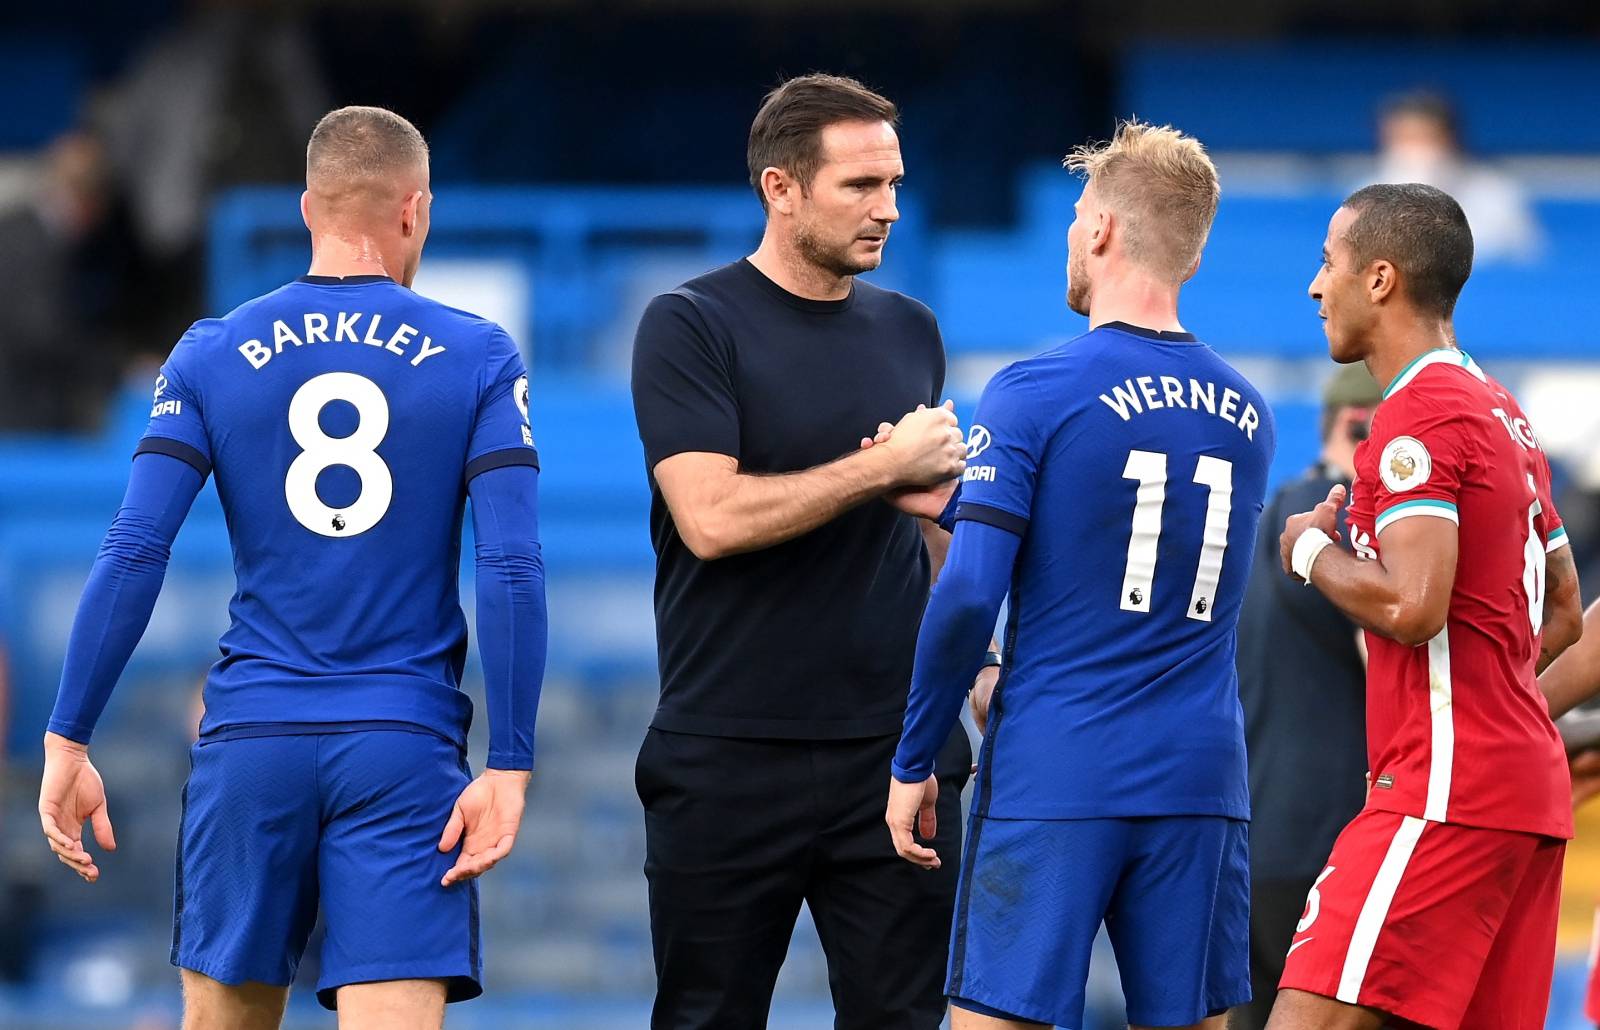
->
[[956, 322, 1274, 820], [137, 274, 538, 747]]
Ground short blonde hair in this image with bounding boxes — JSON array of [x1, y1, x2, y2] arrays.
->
[[306, 106, 428, 198], [1064, 120, 1220, 282]]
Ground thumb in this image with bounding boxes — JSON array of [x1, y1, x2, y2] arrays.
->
[[942, 399, 955, 412], [438, 804, 465, 852], [90, 802, 117, 853], [1327, 484, 1348, 508]]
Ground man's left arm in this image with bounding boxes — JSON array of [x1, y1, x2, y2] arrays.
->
[[1280, 484, 1458, 646], [1542, 597, 1600, 721], [886, 521, 1019, 869], [1540, 543, 1583, 676]]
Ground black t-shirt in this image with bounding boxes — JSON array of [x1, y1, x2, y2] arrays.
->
[[1236, 464, 1368, 880], [630, 258, 945, 739]]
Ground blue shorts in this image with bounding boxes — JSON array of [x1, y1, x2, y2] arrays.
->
[[947, 814, 1250, 1028], [171, 728, 480, 1009]]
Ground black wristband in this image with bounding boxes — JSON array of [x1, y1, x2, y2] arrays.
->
[[981, 649, 1003, 669]]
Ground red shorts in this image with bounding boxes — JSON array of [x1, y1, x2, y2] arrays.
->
[[1279, 808, 1564, 1030]]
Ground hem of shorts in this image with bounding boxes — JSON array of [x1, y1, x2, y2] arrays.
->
[[948, 988, 1064, 1028], [1277, 970, 1441, 1029], [173, 953, 294, 990], [316, 962, 482, 1010], [973, 803, 1251, 822], [1360, 797, 1573, 841], [649, 708, 905, 739], [1127, 983, 1251, 1027]]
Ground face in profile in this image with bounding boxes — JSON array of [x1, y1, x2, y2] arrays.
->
[[1065, 185, 1095, 316], [1308, 206, 1375, 364], [790, 120, 902, 278]]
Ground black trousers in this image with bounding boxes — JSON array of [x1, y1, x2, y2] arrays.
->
[[1233, 876, 1317, 1030], [637, 727, 971, 1030]]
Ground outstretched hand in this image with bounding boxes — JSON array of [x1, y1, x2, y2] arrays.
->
[[885, 775, 941, 869], [438, 768, 531, 887], [1279, 483, 1347, 580], [39, 732, 117, 883]]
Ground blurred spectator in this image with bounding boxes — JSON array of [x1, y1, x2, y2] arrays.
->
[[90, 4, 328, 350], [1232, 364, 1380, 1030], [1370, 90, 1542, 264], [0, 132, 121, 432]]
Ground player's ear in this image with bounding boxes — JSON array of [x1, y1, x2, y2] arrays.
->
[[1090, 208, 1112, 256], [400, 190, 423, 238], [299, 191, 313, 232], [762, 167, 795, 217], [1368, 259, 1397, 304], [1180, 252, 1202, 284]]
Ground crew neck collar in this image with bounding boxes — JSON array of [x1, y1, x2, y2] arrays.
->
[[297, 274, 394, 286], [1099, 320, 1197, 343], [738, 258, 855, 313]]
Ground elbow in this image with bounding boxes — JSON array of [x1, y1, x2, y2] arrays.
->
[[1382, 603, 1447, 648], [676, 512, 739, 562]]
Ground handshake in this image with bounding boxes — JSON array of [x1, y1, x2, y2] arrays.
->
[[858, 400, 968, 521]]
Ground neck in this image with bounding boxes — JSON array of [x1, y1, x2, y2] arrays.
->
[[747, 227, 853, 302], [1364, 314, 1455, 395], [1087, 269, 1184, 334], [306, 232, 398, 282]]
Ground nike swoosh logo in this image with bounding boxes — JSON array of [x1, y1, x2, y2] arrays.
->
[[1286, 937, 1314, 956]]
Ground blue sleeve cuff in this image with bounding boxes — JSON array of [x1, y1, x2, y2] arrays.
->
[[891, 759, 933, 783], [936, 483, 963, 533], [486, 749, 534, 771], [955, 501, 1028, 536]]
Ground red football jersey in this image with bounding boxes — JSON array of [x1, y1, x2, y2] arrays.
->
[[1345, 348, 1571, 840]]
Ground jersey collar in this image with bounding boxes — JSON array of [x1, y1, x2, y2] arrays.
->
[[296, 274, 394, 286], [1382, 347, 1486, 400]]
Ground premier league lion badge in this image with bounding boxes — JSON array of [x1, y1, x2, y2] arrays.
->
[[1379, 435, 1431, 492]]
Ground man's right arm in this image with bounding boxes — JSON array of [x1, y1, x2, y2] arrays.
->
[[1542, 597, 1600, 721], [632, 292, 964, 561], [652, 406, 964, 560]]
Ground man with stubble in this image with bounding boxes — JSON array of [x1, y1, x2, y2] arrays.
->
[[630, 74, 973, 1029]]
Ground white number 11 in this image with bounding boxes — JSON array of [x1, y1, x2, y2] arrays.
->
[[1120, 449, 1234, 622]]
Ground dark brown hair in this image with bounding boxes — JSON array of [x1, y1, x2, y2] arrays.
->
[[1341, 183, 1474, 318], [746, 74, 898, 209]]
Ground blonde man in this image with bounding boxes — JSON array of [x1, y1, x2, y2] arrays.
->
[[886, 121, 1274, 1030]]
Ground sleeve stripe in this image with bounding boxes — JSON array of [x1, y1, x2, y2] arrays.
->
[[1547, 526, 1570, 553], [1375, 498, 1458, 534], [465, 447, 540, 483], [134, 437, 211, 478], [953, 501, 1028, 537]]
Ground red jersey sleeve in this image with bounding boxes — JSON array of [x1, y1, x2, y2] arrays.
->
[[1367, 387, 1478, 537]]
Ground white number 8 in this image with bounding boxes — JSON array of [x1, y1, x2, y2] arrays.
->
[[285, 372, 393, 537]]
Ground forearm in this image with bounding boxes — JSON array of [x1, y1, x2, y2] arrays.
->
[[678, 447, 898, 559], [470, 466, 547, 770], [1542, 598, 1600, 720], [1307, 546, 1442, 647], [893, 522, 1018, 781], [50, 454, 203, 743]]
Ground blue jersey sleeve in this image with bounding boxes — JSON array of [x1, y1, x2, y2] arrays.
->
[[48, 453, 205, 742], [468, 464, 547, 770], [465, 328, 540, 482], [892, 520, 1021, 781], [953, 363, 1050, 536], [134, 329, 213, 476]]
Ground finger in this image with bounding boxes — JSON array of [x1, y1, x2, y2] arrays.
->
[[860, 436, 872, 450], [90, 804, 116, 853], [477, 833, 516, 870], [917, 804, 937, 840], [40, 819, 79, 853], [942, 399, 956, 411], [438, 805, 466, 853], [1327, 484, 1348, 507], [896, 840, 941, 869], [49, 841, 93, 867], [916, 403, 926, 411]]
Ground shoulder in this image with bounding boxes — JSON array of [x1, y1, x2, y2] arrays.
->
[[854, 279, 938, 326]]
